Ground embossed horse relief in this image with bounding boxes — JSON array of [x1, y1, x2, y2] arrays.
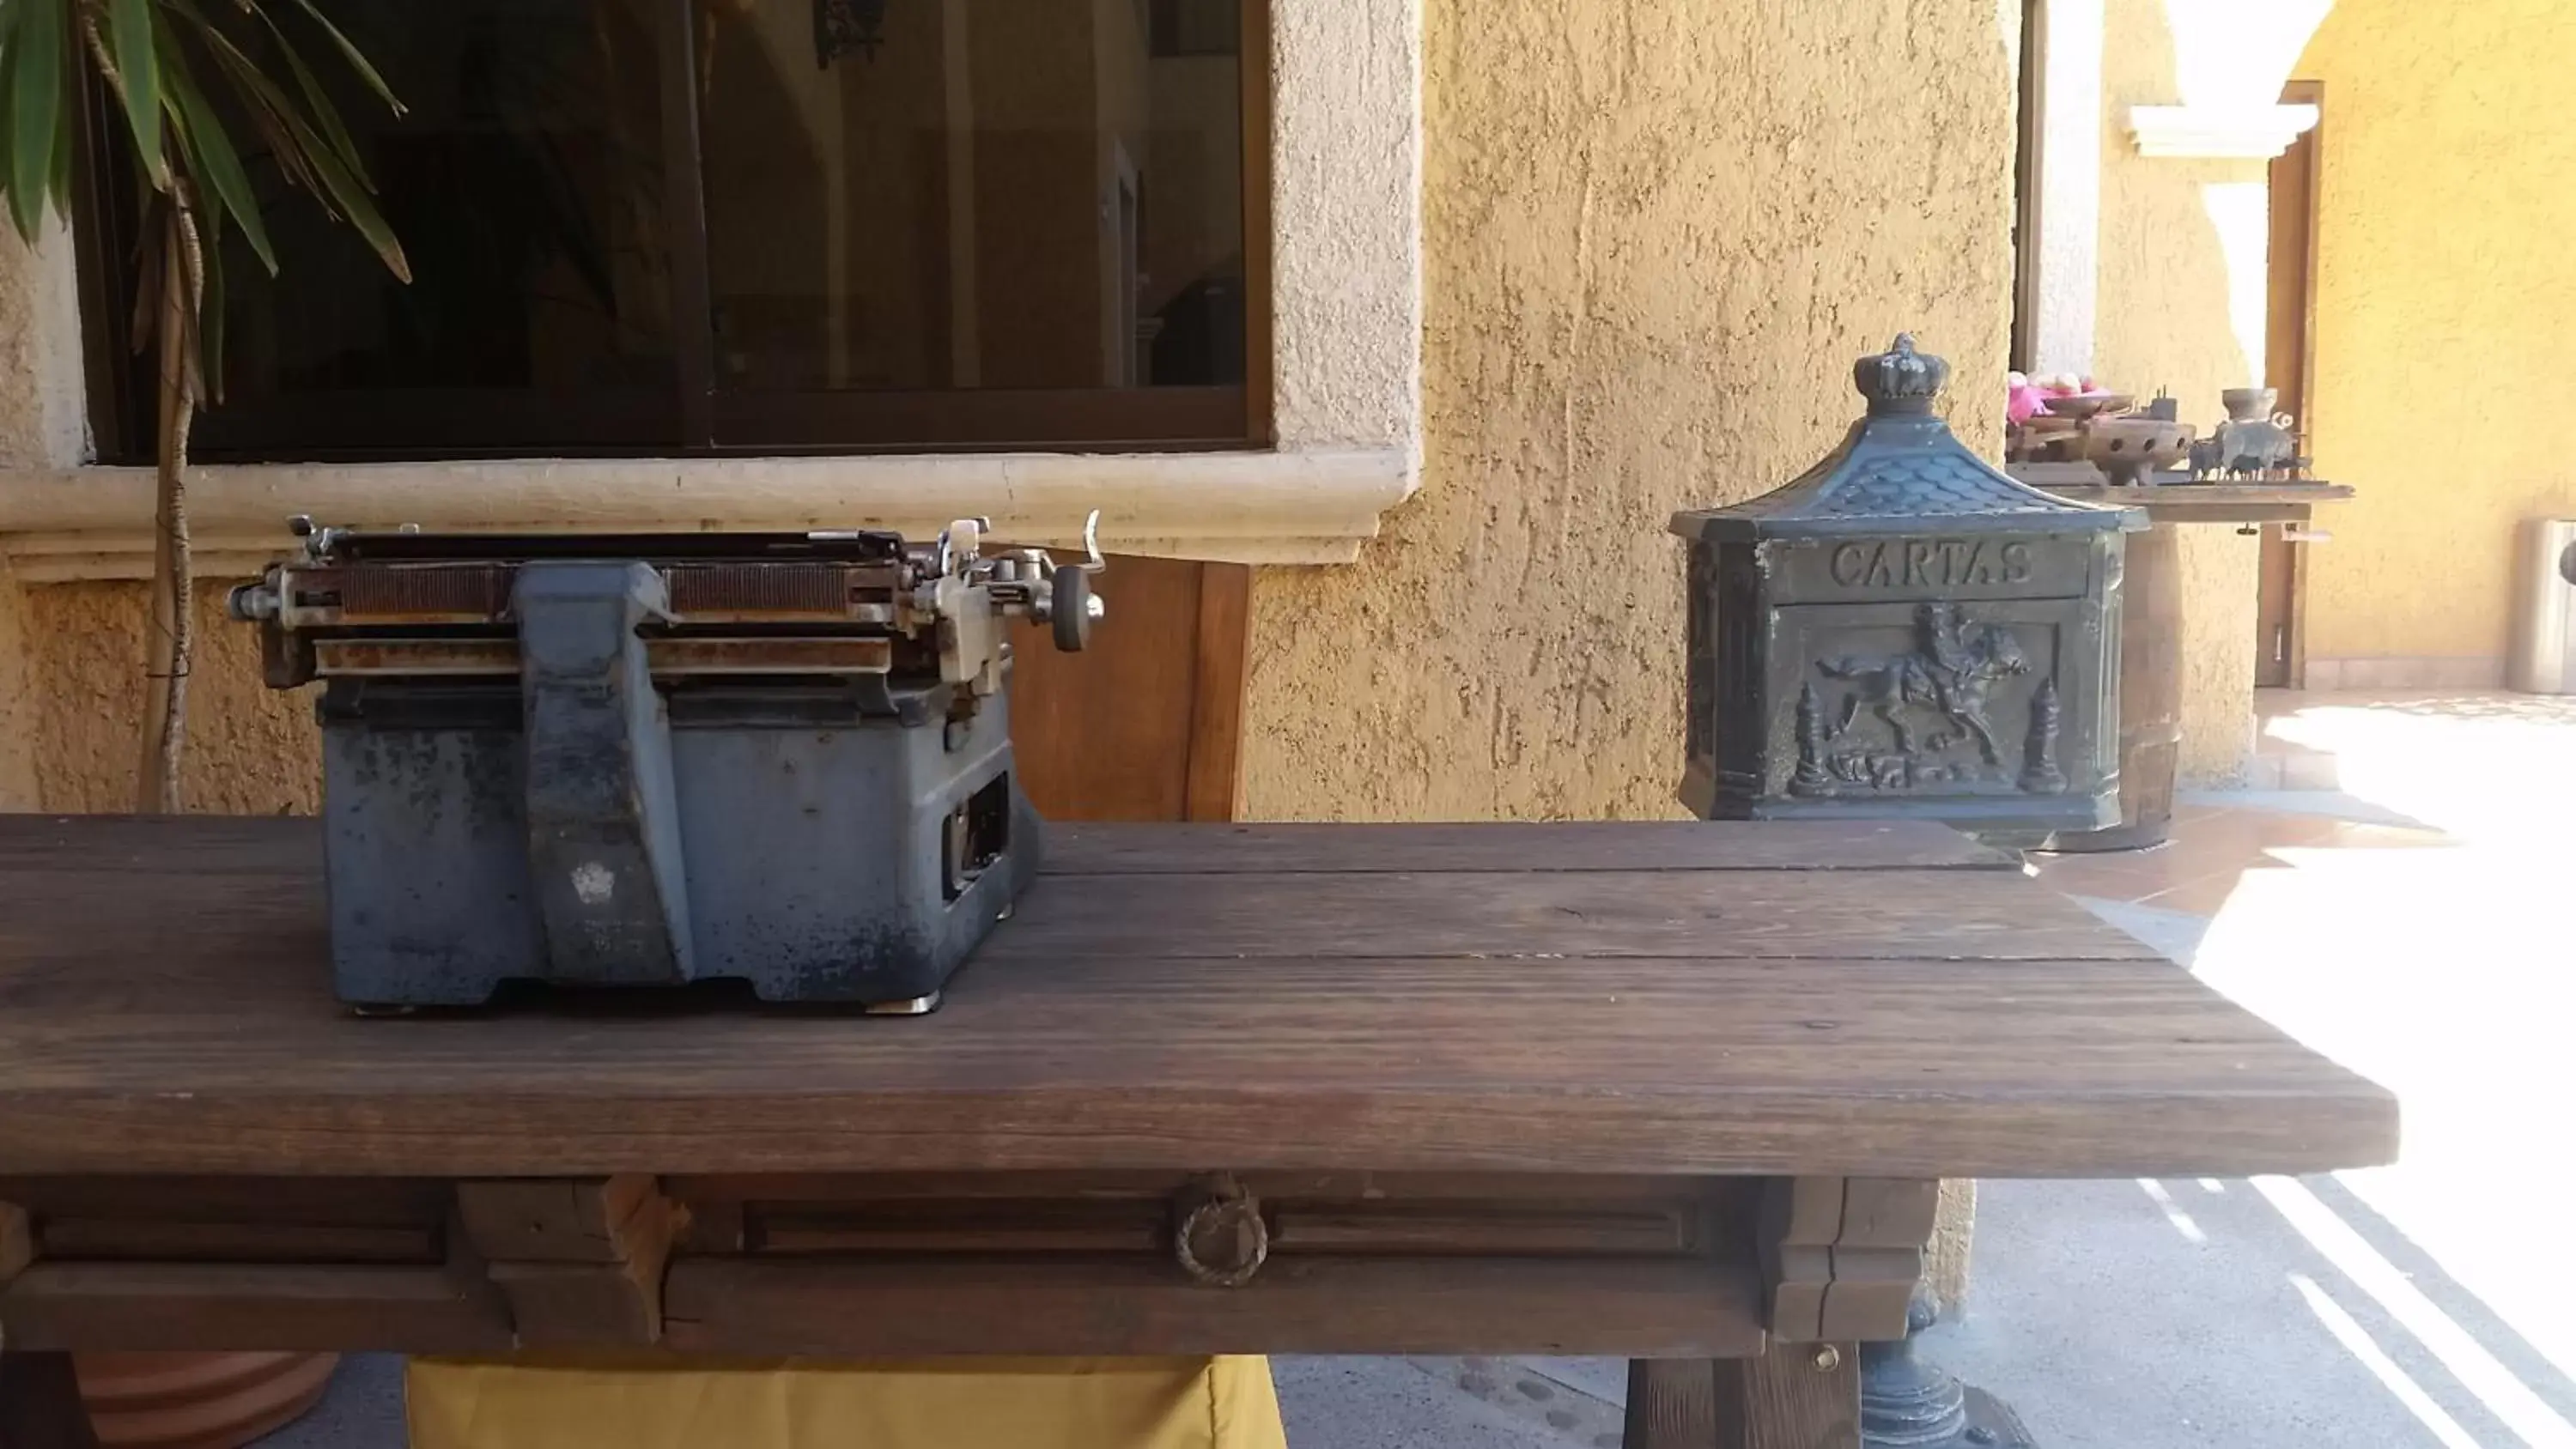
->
[[1817, 602, 2028, 771]]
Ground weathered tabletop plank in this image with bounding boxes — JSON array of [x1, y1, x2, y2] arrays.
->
[[981, 870, 2153, 961], [1042, 821, 2021, 874], [0, 816, 2015, 876], [0, 815, 2397, 1183]]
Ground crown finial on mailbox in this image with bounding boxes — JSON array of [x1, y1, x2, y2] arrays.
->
[[1854, 334, 1949, 415]]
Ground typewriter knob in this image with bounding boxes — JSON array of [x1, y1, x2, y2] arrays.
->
[[1052, 567, 1097, 652]]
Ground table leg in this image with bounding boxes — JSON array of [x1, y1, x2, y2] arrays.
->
[[0, 1352, 97, 1449], [1626, 1343, 1859, 1449]]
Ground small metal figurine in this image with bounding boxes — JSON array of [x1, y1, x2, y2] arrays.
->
[[2191, 386, 2308, 478]]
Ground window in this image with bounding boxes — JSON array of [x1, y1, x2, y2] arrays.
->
[[76, 0, 1259, 463]]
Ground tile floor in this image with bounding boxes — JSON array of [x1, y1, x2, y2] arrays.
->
[[254, 689, 2576, 1447], [2028, 796, 2458, 922]]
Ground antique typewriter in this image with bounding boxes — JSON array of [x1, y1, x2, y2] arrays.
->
[[229, 514, 1102, 1013]]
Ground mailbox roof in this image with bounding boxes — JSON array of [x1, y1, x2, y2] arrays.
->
[[1672, 412, 2143, 543]]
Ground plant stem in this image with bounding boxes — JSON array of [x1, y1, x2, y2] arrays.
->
[[136, 198, 197, 814], [78, 9, 125, 102]]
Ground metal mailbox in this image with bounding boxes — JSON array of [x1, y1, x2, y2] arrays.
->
[[1668, 336, 2142, 839]]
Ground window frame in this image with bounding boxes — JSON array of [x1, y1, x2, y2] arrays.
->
[[72, 0, 1271, 465]]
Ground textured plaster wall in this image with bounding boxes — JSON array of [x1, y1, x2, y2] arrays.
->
[[0, 221, 317, 813], [1266, 0, 1420, 454], [0, 221, 85, 470], [2090, 0, 2263, 785], [0, 221, 88, 809], [2168, 529, 2257, 782], [15, 583, 320, 815], [0, 579, 36, 808], [1241, 0, 2020, 822], [2297, 0, 2576, 671]]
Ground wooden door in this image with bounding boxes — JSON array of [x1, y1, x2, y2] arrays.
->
[[2259, 81, 2324, 687], [2008, 0, 2047, 371], [1007, 555, 1250, 822]]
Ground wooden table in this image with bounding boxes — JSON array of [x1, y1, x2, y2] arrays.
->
[[0, 815, 2397, 1447]]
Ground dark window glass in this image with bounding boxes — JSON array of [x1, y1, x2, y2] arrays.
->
[[1151, 0, 1239, 57], [181, 0, 672, 458], [696, 0, 1246, 447], [80, 0, 1255, 461]]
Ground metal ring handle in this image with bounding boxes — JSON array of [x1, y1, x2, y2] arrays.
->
[[1173, 1179, 1268, 1288]]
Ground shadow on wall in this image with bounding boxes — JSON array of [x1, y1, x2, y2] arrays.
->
[[2094, 0, 2262, 405]]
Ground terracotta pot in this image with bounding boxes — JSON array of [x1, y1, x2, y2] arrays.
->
[[75, 1352, 337, 1449]]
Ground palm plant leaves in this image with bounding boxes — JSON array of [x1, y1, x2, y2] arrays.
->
[[106, 0, 157, 181], [175, 2, 403, 279], [283, 0, 394, 117], [253, 6, 364, 189], [7, 0, 65, 239], [154, 9, 276, 275], [0, 0, 406, 341]]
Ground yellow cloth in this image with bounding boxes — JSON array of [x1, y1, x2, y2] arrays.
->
[[404, 1355, 1287, 1449]]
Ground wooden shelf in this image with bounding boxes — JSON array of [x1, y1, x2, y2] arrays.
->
[[2014, 470, 2354, 524]]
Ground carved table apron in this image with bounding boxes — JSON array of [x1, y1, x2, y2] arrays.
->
[[0, 817, 2397, 1448]]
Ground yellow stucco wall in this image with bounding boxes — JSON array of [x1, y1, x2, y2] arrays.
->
[[0, 583, 38, 805], [2296, 0, 2576, 676], [1242, 0, 2020, 820], [9, 583, 319, 814], [2090, 0, 2263, 785]]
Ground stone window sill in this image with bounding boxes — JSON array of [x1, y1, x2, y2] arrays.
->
[[0, 447, 1418, 581]]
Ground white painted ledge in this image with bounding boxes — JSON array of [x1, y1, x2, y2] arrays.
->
[[0, 448, 1419, 580], [2128, 103, 2320, 160]]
